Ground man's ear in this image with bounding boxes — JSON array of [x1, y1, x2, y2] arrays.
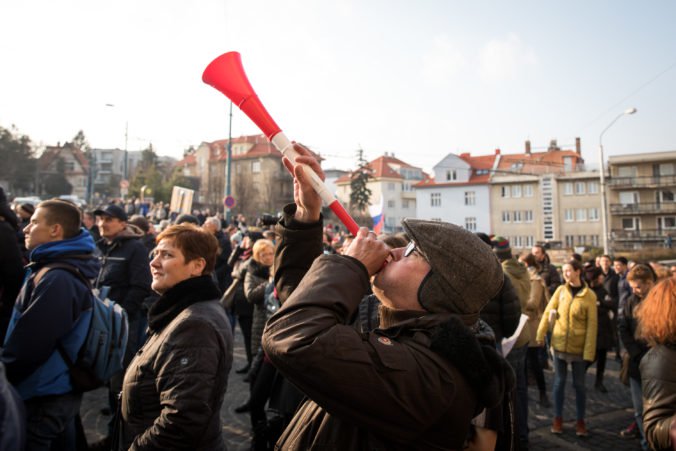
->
[[50, 223, 64, 240]]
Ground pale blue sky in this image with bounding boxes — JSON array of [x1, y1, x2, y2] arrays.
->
[[1, 0, 674, 172]]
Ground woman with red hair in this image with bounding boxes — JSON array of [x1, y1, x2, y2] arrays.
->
[[636, 277, 676, 451]]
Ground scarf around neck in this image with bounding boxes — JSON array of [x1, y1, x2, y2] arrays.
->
[[148, 275, 221, 333]]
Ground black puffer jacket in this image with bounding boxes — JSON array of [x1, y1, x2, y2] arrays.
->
[[480, 275, 521, 342], [96, 225, 152, 319], [244, 258, 270, 356], [119, 276, 233, 451], [591, 284, 617, 350], [640, 343, 676, 451], [618, 294, 649, 381]]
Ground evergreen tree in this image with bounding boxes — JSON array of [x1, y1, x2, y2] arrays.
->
[[349, 148, 372, 217]]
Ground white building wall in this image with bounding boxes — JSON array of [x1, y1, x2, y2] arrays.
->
[[416, 185, 491, 232]]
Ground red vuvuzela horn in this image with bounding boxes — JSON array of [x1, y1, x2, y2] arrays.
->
[[202, 52, 359, 236]]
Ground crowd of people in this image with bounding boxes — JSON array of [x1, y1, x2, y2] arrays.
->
[[0, 149, 675, 451]]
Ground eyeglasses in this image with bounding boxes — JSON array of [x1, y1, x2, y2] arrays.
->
[[404, 241, 418, 258]]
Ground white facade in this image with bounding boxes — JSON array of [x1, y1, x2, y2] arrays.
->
[[415, 153, 492, 232], [416, 184, 491, 232]]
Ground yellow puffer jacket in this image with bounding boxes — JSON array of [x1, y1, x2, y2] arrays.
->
[[536, 282, 598, 362]]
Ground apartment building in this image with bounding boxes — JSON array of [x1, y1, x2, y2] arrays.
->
[[177, 134, 306, 218], [607, 150, 676, 251], [489, 139, 602, 252], [415, 152, 496, 233], [335, 153, 425, 233]]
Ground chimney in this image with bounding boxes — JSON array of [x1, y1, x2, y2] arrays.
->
[[575, 137, 581, 155], [548, 139, 558, 152], [525, 140, 531, 155], [495, 148, 501, 155]]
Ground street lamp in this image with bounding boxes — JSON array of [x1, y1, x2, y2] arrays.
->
[[105, 103, 129, 181], [598, 107, 637, 255]]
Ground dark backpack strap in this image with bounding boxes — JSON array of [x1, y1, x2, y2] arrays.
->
[[33, 262, 92, 290], [32, 261, 93, 369]]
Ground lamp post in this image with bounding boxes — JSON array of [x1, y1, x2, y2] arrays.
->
[[598, 107, 637, 255], [105, 103, 129, 183]]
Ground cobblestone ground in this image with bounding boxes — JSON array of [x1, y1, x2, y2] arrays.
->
[[82, 329, 643, 451]]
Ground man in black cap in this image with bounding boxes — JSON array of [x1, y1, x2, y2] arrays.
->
[[262, 145, 514, 450], [90, 204, 152, 450]]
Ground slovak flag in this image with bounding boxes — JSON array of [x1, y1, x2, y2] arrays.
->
[[369, 197, 385, 234]]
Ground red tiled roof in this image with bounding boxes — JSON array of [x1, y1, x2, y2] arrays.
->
[[335, 154, 423, 184], [495, 149, 582, 174], [177, 134, 322, 166]]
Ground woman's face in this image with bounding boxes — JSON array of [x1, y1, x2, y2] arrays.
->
[[563, 264, 581, 285], [150, 238, 205, 295], [258, 245, 274, 267]]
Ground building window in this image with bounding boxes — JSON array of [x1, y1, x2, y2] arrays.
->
[[622, 217, 640, 230], [576, 208, 587, 221], [524, 185, 534, 197], [387, 200, 395, 208], [660, 163, 675, 176], [388, 182, 396, 191], [525, 210, 533, 223], [525, 236, 534, 247], [618, 166, 637, 178], [501, 186, 510, 198], [563, 182, 573, 195], [465, 217, 477, 232], [576, 235, 585, 245], [660, 216, 676, 229], [590, 235, 599, 247], [660, 191, 675, 202], [564, 157, 574, 172], [588, 208, 599, 221], [446, 169, 457, 181], [564, 209, 574, 222], [575, 181, 586, 195], [502, 211, 511, 223], [402, 199, 410, 209], [464, 191, 476, 206], [513, 211, 522, 223], [430, 193, 441, 207], [565, 235, 574, 247], [252, 161, 261, 173], [403, 182, 412, 192], [588, 181, 599, 194], [620, 191, 640, 205], [512, 185, 522, 198]]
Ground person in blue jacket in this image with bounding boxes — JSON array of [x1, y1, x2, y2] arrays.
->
[[1, 199, 99, 451]]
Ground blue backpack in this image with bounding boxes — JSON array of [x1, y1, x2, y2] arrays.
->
[[34, 263, 129, 392]]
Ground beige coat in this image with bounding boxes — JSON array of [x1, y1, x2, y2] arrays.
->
[[525, 267, 549, 347]]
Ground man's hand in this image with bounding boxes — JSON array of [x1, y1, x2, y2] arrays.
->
[[282, 143, 324, 223], [344, 227, 390, 276]]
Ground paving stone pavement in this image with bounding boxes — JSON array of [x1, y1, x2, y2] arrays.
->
[[82, 328, 644, 451]]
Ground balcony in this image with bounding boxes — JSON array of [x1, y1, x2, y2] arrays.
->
[[609, 202, 676, 215], [608, 174, 676, 189], [612, 228, 671, 241]]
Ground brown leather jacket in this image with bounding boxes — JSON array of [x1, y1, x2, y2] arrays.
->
[[640, 343, 676, 451], [262, 207, 508, 450]]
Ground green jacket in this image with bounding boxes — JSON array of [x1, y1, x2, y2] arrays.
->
[[536, 282, 598, 362]]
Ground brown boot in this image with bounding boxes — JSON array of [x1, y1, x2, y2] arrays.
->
[[551, 416, 563, 434], [576, 419, 588, 437]]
